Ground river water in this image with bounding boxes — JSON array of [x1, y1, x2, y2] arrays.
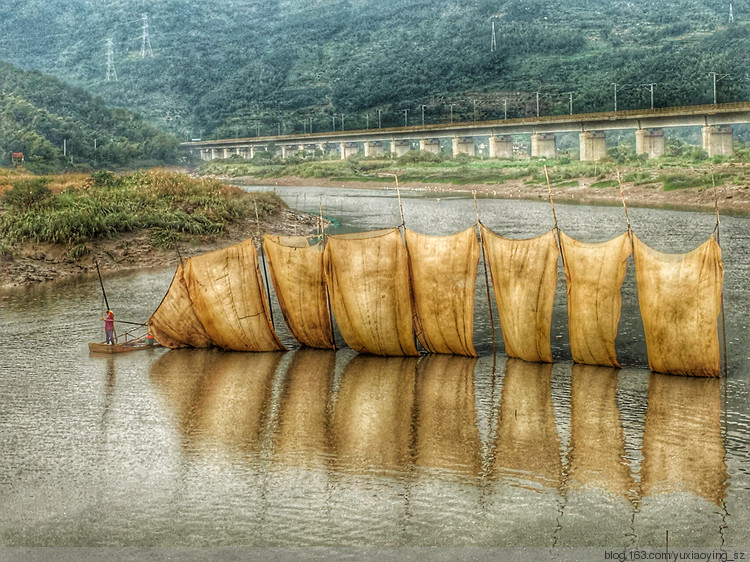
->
[[1, 185, 749, 551]]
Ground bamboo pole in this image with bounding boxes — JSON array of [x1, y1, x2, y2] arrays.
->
[[543, 165, 565, 267], [320, 202, 337, 350], [713, 174, 728, 377], [616, 167, 635, 251], [255, 200, 276, 330], [474, 190, 496, 355]]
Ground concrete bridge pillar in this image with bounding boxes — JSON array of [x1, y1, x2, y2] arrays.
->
[[200, 149, 211, 161], [340, 142, 359, 160], [702, 125, 734, 157], [452, 137, 475, 157], [222, 148, 229, 159], [488, 135, 513, 159], [281, 145, 289, 159], [364, 141, 384, 157], [391, 140, 411, 157], [579, 131, 607, 161], [419, 138, 441, 154], [531, 133, 556, 159], [635, 128, 665, 158]]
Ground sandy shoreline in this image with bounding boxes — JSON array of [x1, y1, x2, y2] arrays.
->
[[233, 174, 750, 215]]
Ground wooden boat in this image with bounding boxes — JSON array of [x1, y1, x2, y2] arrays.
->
[[88, 340, 161, 354]]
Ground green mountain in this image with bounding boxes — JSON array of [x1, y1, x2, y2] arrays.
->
[[0, 61, 179, 170], [1, 0, 748, 140]]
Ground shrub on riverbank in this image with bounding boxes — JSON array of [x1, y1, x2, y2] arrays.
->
[[0, 169, 285, 248]]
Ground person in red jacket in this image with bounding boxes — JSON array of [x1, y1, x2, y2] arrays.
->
[[101, 310, 115, 344]]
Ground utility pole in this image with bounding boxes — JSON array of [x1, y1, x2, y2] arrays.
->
[[310, 117, 313, 133], [611, 83, 618, 111], [491, 20, 497, 52], [567, 92, 573, 114], [472, 99, 478, 121], [730, 2, 734, 23], [140, 13, 153, 58], [106, 39, 118, 82], [377, 109, 382, 128], [449, 103, 455, 123], [502, 98, 507, 119], [340, 114, 345, 130], [419, 104, 426, 126], [709, 72, 732, 104], [277, 123, 281, 135], [644, 83, 655, 109], [366, 114, 369, 129], [400, 109, 409, 126], [332, 115, 336, 131], [255, 122, 260, 136], [535, 92, 540, 117], [63, 138, 67, 156]]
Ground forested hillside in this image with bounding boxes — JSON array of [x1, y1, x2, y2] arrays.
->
[[0, 62, 179, 170], [1, 0, 748, 140]]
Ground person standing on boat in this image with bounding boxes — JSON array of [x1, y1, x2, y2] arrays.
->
[[102, 310, 115, 344]]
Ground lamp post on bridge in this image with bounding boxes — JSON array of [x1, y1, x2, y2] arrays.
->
[[340, 114, 345, 130], [400, 109, 409, 127], [449, 104, 455, 123], [535, 92, 540, 117], [709, 72, 732, 105], [502, 98, 507, 119], [419, 104, 427, 126], [377, 109, 382, 128], [611, 83, 618, 112], [643, 83, 656, 109]]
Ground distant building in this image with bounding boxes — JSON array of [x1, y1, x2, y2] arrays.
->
[[11, 152, 24, 165]]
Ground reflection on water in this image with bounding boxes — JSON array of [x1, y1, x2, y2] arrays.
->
[[150, 349, 283, 454], [569, 364, 636, 501], [146, 350, 731, 509], [414, 355, 482, 475], [492, 359, 563, 490], [641, 373, 727, 505], [331, 355, 418, 473], [274, 349, 335, 467]]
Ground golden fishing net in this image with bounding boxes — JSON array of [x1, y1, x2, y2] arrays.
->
[[559, 231, 632, 367], [405, 227, 479, 356], [633, 235, 723, 376], [183, 238, 286, 351], [148, 262, 213, 349], [324, 228, 418, 356], [481, 226, 558, 363], [264, 235, 334, 349]]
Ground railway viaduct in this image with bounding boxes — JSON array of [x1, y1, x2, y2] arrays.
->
[[182, 102, 750, 162]]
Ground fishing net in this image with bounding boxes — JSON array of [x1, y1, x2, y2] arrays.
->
[[559, 231, 632, 367], [481, 227, 558, 363], [324, 228, 418, 356], [183, 238, 286, 351], [633, 235, 723, 376], [264, 235, 334, 349], [405, 227, 479, 356]]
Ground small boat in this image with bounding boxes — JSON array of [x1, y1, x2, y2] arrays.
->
[[88, 339, 161, 354]]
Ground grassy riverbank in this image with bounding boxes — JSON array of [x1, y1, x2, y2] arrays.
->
[[0, 168, 319, 287], [198, 149, 750, 214]]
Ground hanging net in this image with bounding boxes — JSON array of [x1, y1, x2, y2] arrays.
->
[[405, 227, 479, 356], [324, 228, 418, 356], [481, 227, 559, 363], [633, 235, 723, 376], [559, 231, 632, 367], [264, 235, 334, 349]]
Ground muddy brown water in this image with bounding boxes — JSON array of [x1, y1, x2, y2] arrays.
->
[[1, 185, 748, 549]]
